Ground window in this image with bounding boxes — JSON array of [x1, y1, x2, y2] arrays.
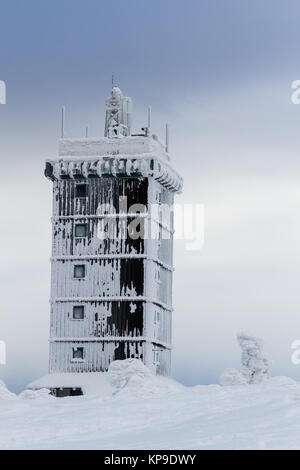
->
[[73, 306, 84, 320], [158, 227, 162, 246], [153, 349, 160, 365], [74, 265, 85, 279], [72, 347, 84, 360], [75, 223, 87, 238], [75, 184, 88, 198], [154, 310, 160, 324]]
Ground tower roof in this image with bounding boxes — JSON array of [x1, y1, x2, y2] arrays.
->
[[45, 85, 183, 193]]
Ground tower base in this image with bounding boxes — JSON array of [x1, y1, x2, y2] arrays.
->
[[27, 372, 113, 397]]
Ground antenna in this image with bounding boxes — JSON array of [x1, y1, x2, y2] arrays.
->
[[85, 126, 89, 138], [61, 106, 66, 139], [165, 123, 169, 153], [147, 106, 151, 130], [112, 73, 114, 88]]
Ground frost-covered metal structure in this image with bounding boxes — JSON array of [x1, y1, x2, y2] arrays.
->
[[43, 86, 182, 392]]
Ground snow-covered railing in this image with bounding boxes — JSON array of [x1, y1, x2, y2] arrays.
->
[[51, 254, 174, 272], [51, 296, 173, 312], [45, 155, 183, 193], [50, 336, 172, 350]]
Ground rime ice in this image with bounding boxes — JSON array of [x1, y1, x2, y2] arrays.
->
[[237, 332, 270, 384], [32, 85, 183, 396]]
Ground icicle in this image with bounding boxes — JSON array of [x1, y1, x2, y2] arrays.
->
[[82, 161, 89, 178], [96, 159, 103, 177], [68, 161, 75, 178], [126, 159, 132, 175]]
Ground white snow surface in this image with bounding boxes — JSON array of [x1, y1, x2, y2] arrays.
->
[[0, 380, 17, 401], [27, 372, 113, 397], [18, 388, 52, 400], [58, 135, 169, 159], [219, 368, 248, 386], [1, 366, 300, 449]]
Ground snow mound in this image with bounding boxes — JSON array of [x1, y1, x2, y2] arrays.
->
[[192, 384, 222, 394], [19, 388, 52, 400], [108, 359, 152, 390], [220, 368, 248, 386], [108, 359, 183, 397], [27, 372, 113, 397], [268, 376, 297, 387], [0, 380, 17, 400]]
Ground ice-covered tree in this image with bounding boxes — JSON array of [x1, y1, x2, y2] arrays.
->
[[237, 332, 270, 384]]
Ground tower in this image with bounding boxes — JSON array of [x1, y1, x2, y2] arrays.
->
[[41, 85, 182, 396]]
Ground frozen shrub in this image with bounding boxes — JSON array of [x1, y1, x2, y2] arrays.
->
[[237, 331, 270, 384], [108, 359, 152, 393]]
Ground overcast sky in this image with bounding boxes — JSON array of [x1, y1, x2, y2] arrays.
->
[[1, 0, 300, 392]]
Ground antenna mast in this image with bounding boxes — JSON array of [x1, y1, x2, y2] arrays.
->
[[61, 106, 66, 139], [147, 106, 151, 130], [165, 123, 169, 153]]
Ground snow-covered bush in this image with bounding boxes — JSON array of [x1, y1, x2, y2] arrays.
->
[[19, 388, 51, 400], [108, 359, 183, 397], [237, 332, 270, 384], [108, 358, 153, 394], [0, 380, 17, 400], [219, 332, 270, 386], [220, 368, 247, 386]]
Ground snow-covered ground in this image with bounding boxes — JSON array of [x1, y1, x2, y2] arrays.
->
[[1, 371, 300, 450]]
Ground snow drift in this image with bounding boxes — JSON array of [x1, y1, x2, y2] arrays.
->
[[0, 380, 16, 400], [19, 388, 52, 400], [108, 359, 183, 397], [220, 368, 248, 386], [27, 372, 113, 397], [1, 376, 300, 449], [26, 360, 181, 399]]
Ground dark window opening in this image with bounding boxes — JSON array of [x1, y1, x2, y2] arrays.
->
[[73, 306, 84, 320], [75, 223, 88, 238], [74, 265, 85, 279], [72, 347, 84, 360], [51, 388, 83, 398], [75, 184, 88, 198]]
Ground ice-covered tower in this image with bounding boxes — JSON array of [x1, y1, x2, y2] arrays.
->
[[42, 85, 182, 396]]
